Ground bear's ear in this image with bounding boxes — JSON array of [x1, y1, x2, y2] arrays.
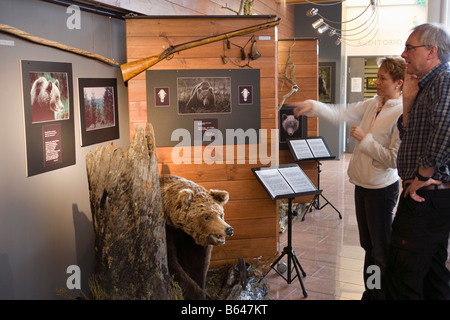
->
[[282, 114, 288, 120], [177, 189, 194, 207], [54, 79, 60, 88], [209, 189, 229, 205]]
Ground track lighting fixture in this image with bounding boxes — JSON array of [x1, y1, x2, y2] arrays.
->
[[318, 24, 329, 34], [312, 18, 324, 29], [306, 8, 318, 17], [305, 0, 380, 47]]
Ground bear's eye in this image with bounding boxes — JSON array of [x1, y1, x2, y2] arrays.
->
[[204, 216, 211, 221]]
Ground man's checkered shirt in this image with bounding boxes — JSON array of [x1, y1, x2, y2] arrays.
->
[[397, 62, 450, 182]]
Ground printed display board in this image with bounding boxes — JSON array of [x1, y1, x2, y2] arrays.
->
[[21, 60, 75, 177], [147, 69, 261, 147]]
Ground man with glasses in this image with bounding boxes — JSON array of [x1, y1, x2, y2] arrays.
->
[[386, 23, 450, 299]]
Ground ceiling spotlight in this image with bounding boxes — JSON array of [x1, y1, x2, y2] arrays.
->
[[335, 38, 341, 46], [328, 29, 336, 37], [371, 0, 377, 10], [306, 8, 318, 17], [312, 18, 324, 29], [318, 24, 329, 34]]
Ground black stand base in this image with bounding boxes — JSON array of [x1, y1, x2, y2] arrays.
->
[[301, 160, 342, 221], [302, 193, 342, 221], [270, 198, 308, 298]]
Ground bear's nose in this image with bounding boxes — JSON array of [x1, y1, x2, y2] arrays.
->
[[226, 227, 234, 236]]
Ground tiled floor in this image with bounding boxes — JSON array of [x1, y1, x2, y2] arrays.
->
[[265, 153, 450, 300], [265, 153, 366, 300]]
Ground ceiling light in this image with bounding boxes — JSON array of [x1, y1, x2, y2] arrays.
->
[[335, 38, 341, 45], [312, 18, 324, 29], [318, 24, 329, 34], [328, 29, 336, 37], [306, 8, 318, 17]]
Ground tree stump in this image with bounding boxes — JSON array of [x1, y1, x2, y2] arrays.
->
[[86, 124, 169, 299]]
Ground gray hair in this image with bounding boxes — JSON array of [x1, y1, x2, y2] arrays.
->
[[412, 23, 450, 63]]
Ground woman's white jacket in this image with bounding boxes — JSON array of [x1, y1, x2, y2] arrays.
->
[[305, 95, 402, 189]]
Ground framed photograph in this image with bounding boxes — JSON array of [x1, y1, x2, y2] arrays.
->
[[318, 62, 336, 103], [21, 60, 75, 177], [177, 77, 231, 115], [78, 78, 119, 146], [279, 105, 307, 150], [366, 77, 377, 90], [28, 72, 70, 123]]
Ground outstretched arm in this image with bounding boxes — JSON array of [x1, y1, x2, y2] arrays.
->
[[291, 99, 366, 126]]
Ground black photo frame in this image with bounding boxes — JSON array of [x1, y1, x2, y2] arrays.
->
[[21, 60, 75, 177], [318, 62, 336, 103], [78, 78, 119, 146], [279, 105, 307, 150]]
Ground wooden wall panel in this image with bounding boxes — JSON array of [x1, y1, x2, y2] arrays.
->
[[97, 0, 295, 38], [124, 6, 319, 267], [278, 38, 319, 203], [125, 16, 280, 268]]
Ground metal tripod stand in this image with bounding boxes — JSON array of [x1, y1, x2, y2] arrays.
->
[[270, 197, 308, 298], [301, 159, 342, 221]]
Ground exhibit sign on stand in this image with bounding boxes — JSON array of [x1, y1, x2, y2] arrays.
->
[[252, 164, 319, 200], [252, 163, 321, 298], [286, 136, 342, 220]]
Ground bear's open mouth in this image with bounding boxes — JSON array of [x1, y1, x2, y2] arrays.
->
[[209, 234, 226, 244]]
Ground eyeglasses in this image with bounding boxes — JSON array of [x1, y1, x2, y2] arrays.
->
[[404, 44, 426, 52]]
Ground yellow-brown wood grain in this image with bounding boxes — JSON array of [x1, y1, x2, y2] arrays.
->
[[126, 16, 279, 267], [125, 16, 319, 267], [278, 38, 319, 203]]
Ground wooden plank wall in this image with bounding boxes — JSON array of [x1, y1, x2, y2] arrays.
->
[[278, 39, 319, 203], [97, 0, 295, 39], [125, 16, 282, 267], [124, 16, 320, 268]]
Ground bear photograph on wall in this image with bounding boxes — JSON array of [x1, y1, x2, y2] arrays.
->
[[279, 105, 307, 150], [177, 77, 231, 115], [21, 60, 75, 177], [29, 72, 69, 123]]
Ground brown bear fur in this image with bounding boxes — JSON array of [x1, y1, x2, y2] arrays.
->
[[160, 174, 233, 300]]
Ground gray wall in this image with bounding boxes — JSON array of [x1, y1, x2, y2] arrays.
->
[[295, 3, 344, 159], [0, 0, 129, 299]]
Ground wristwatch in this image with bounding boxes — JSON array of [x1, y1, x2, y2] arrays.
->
[[415, 172, 431, 181]]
